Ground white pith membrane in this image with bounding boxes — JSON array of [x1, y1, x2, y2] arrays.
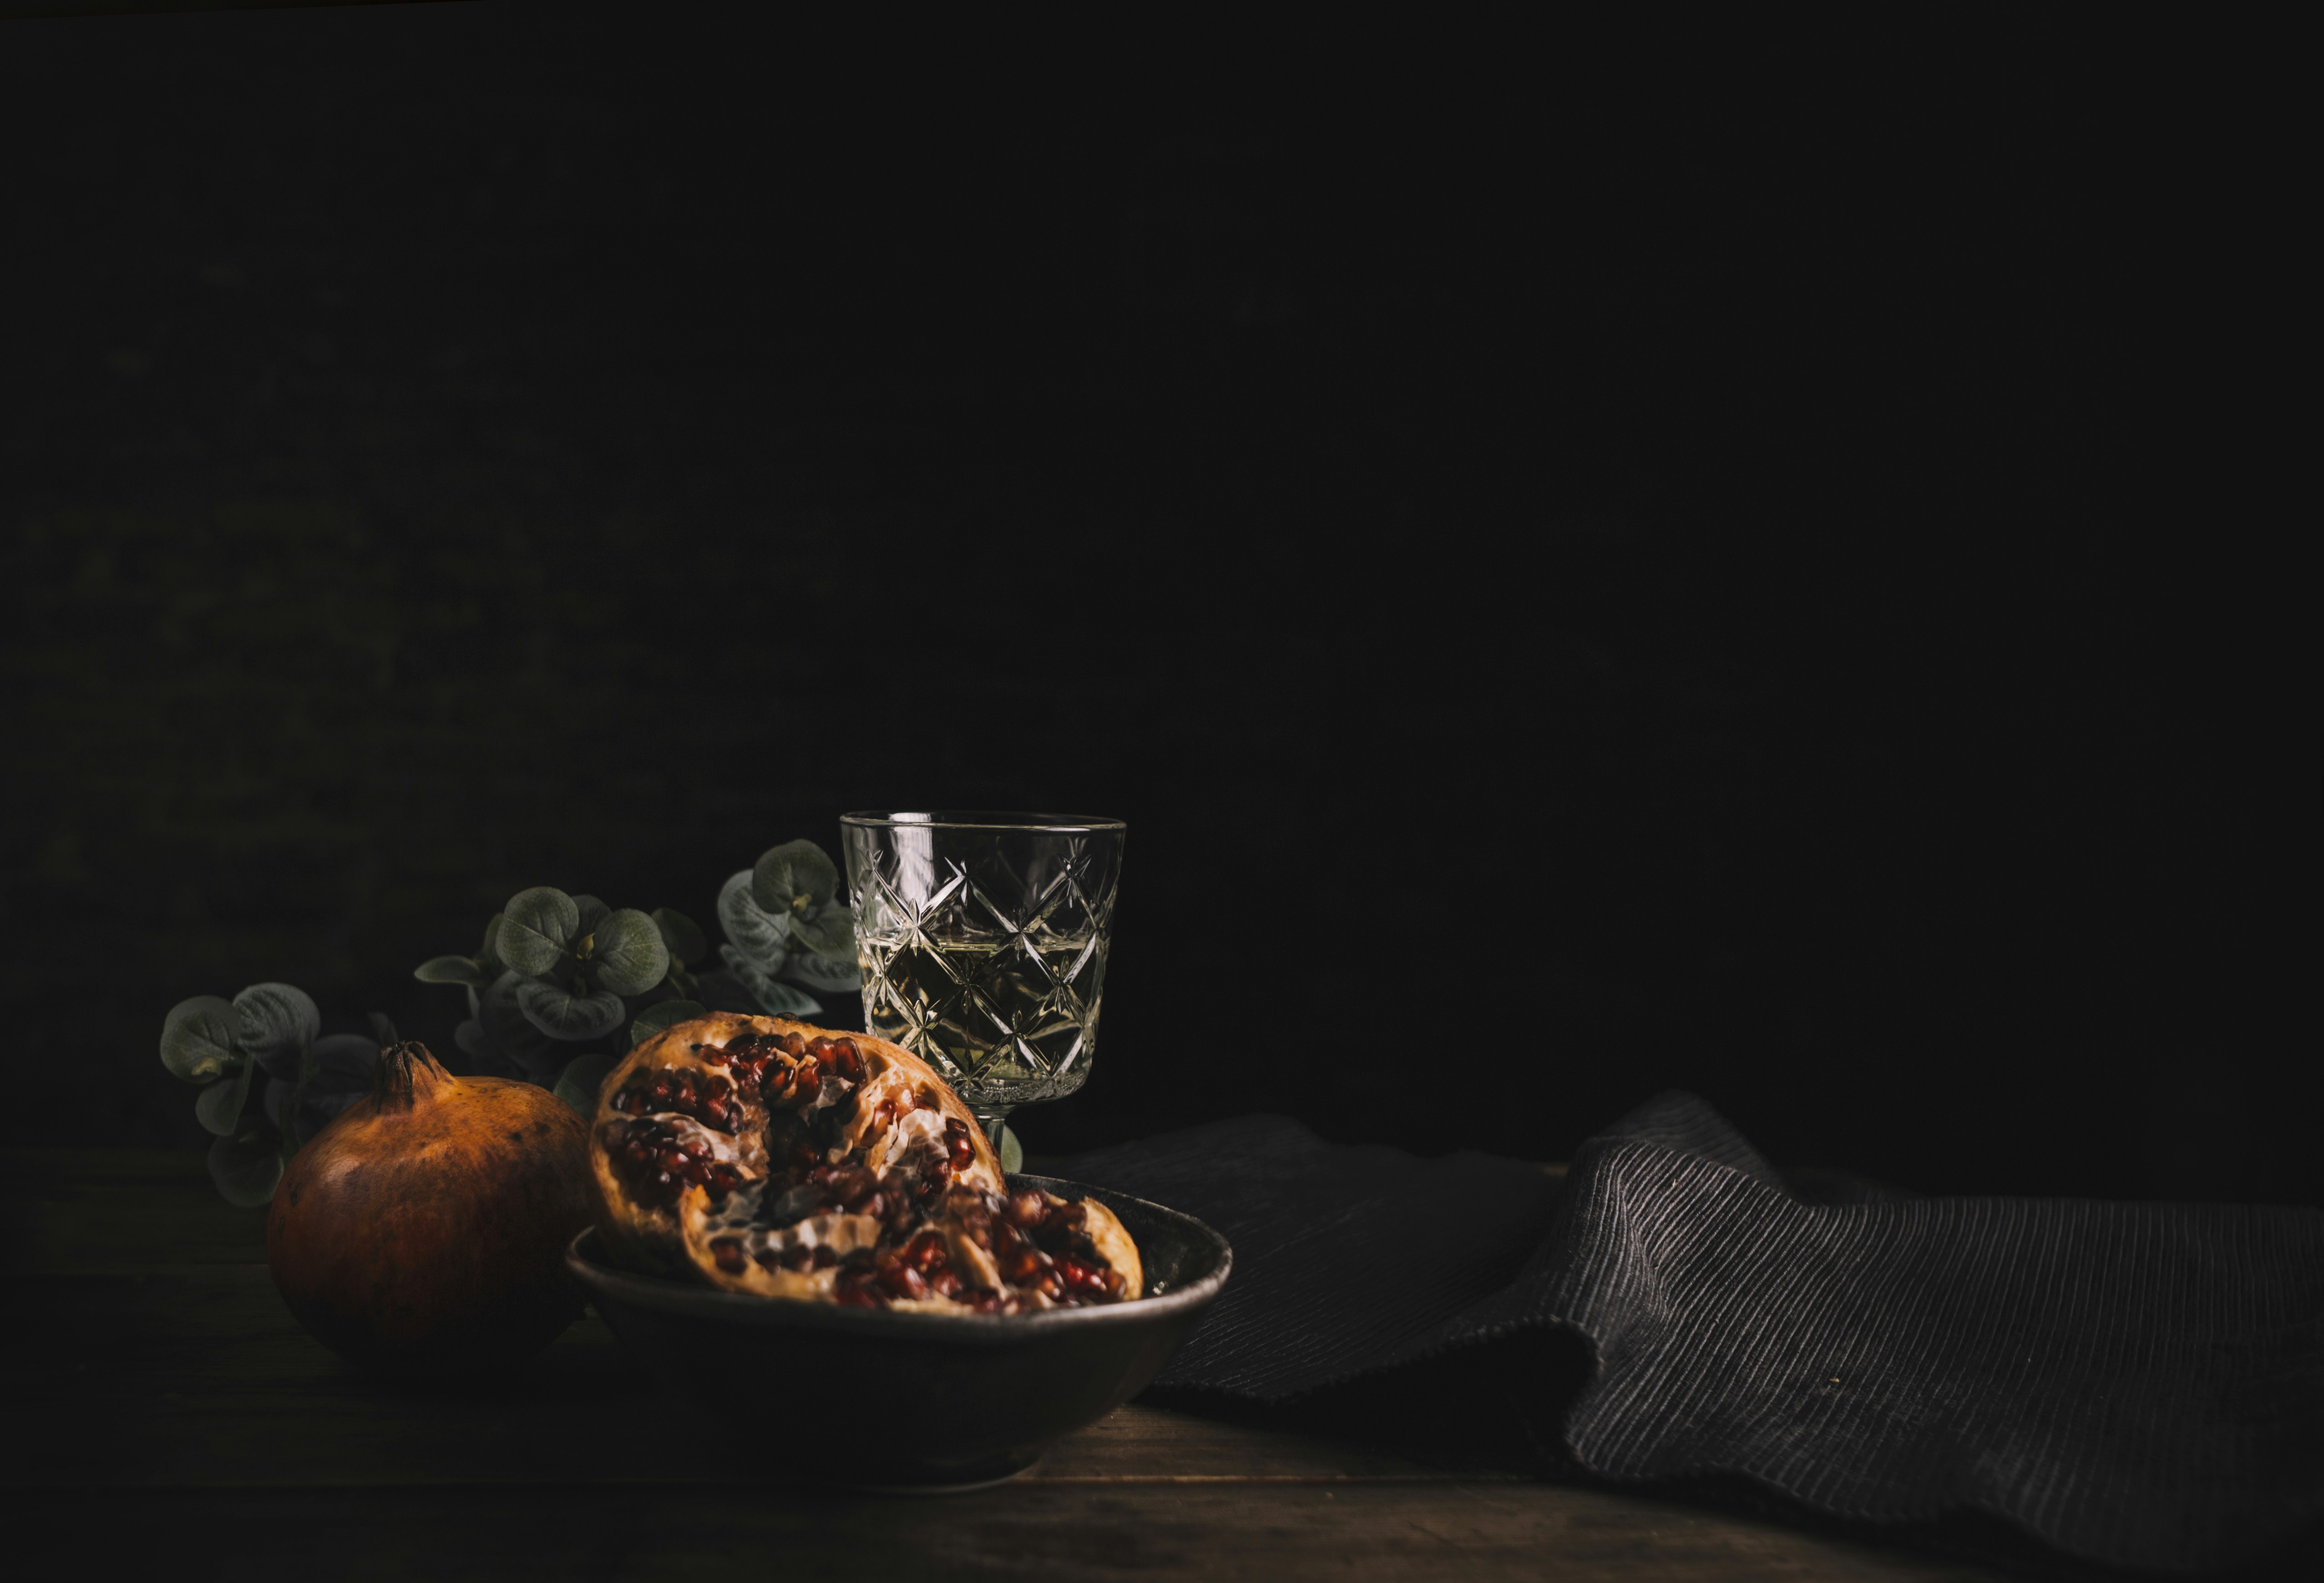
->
[[587, 1013, 1143, 1313]]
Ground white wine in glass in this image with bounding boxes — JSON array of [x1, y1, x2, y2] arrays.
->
[[842, 811, 1126, 1147]]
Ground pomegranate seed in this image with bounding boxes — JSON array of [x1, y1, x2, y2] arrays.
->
[[812, 1246, 839, 1269], [1007, 1191, 1049, 1230], [780, 1245, 814, 1271], [709, 1165, 738, 1193], [1055, 1255, 1110, 1296], [879, 1263, 928, 1300], [929, 1268, 962, 1298], [711, 1238, 746, 1274]]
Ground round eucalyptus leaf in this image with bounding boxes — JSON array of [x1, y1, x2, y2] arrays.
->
[[691, 969, 765, 1017], [479, 971, 563, 1062], [414, 954, 490, 987], [572, 893, 612, 937], [233, 983, 320, 1076], [652, 907, 708, 967], [787, 903, 856, 960], [499, 887, 580, 976], [196, 1061, 255, 1136], [553, 1052, 619, 1116], [278, 1034, 379, 1133], [161, 996, 241, 1084], [479, 912, 509, 976], [366, 1012, 398, 1047], [208, 1126, 284, 1208], [453, 1018, 522, 1079], [629, 999, 707, 1047], [781, 950, 861, 994], [719, 944, 823, 1018], [589, 908, 670, 998], [719, 869, 791, 967], [998, 1123, 1024, 1176], [753, 839, 840, 915], [509, 1040, 569, 1088], [262, 1071, 324, 1147], [515, 977, 627, 1041]]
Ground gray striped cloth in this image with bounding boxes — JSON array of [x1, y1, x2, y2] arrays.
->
[[1062, 1092, 2323, 1573]]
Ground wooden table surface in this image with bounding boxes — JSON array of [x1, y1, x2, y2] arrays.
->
[[1, 1149, 2013, 1580]]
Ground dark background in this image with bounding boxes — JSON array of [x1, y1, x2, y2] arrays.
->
[[2, 8, 2308, 1203]]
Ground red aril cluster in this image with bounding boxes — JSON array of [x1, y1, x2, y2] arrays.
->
[[587, 1014, 1141, 1313]]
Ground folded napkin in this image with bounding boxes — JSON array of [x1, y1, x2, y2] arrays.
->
[[1058, 1092, 2323, 1574]]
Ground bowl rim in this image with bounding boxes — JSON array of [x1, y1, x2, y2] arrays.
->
[[566, 1173, 1232, 1345]]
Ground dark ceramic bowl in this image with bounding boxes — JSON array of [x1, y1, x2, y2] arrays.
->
[[565, 1174, 1233, 1489]]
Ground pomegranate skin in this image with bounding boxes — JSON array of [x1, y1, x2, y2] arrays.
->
[[268, 1042, 593, 1375]]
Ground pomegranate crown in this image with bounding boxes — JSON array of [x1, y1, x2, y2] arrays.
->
[[373, 1041, 451, 1106]]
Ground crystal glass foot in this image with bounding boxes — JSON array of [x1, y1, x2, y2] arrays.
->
[[841, 812, 1126, 1149]]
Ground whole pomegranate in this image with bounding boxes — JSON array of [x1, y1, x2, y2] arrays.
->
[[590, 1013, 1142, 1312], [268, 1040, 593, 1375]]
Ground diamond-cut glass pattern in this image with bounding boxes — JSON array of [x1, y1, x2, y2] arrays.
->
[[842, 817, 1124, 1120]]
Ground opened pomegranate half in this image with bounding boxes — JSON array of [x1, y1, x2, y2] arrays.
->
[[587, 1014, 1142, 1313]]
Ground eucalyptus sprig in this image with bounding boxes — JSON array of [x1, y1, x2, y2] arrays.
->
[[716, 839, 861, 1017], [414, 888, 708, 1088], [158, 985, 389, 1206], [171, 843, 860, 1208]]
